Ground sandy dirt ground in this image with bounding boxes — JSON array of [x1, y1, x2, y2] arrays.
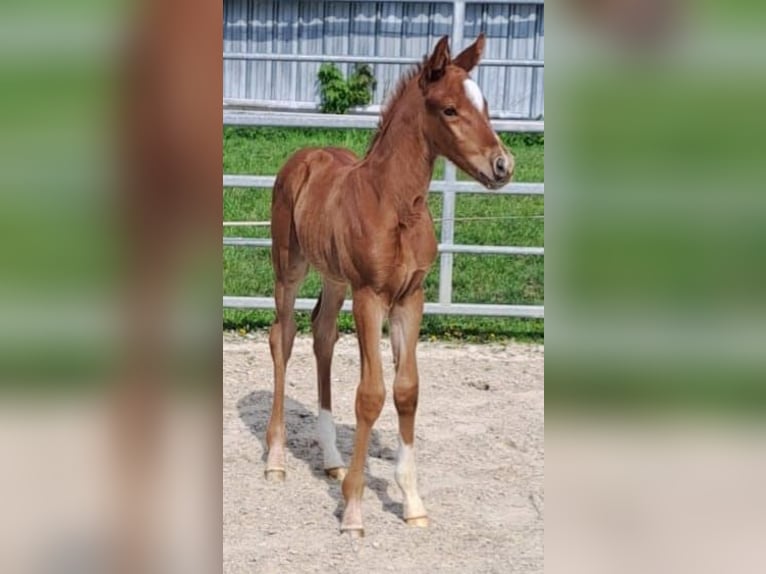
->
[[223, 332, 544, 574]]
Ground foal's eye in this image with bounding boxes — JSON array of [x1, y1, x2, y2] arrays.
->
[[443, 106, 457, 117]]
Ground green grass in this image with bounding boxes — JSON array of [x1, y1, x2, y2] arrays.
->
[[223, 127, 544, 342]]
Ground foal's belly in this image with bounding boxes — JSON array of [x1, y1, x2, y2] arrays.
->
[[297, 219, 436, 300], [295, 219, 347, 283]]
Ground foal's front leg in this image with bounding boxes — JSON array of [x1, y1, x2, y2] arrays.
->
[[340, 288, 386, 537], [389, 288, 428, 526]]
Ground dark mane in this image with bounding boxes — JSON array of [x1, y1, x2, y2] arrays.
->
[[366, 61, 424, 154]]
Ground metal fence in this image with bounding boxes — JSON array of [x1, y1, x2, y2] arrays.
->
[[222, 122, 545, 318], [223, 0, 544, 119], [223, 0, 544, 319]]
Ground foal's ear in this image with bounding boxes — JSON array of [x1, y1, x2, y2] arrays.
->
[[453, 33, 486, 73], [419, 35, 451, 89]]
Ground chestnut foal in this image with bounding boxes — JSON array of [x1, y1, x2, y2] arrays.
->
[[264, 34, 514, 536]]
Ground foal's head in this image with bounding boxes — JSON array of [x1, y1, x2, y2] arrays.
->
[[419, 34, 514, 189]]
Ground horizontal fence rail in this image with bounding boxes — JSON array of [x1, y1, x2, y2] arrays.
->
[[224, 110, 544, 133], [223, 297, 544, 319], [223, 53, 544, 68], [223, 100, 540, 121], [223, 174, 544, 196], [223, 237, 544, 257]]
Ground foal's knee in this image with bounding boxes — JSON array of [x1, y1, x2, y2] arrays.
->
[[283, 316, 297, 340], [270, 317, 296, 362], [312, 326, 338, 357], [355, 384, 385, 426], [268, 323, 281, 355], [394, 378, 419, 416]]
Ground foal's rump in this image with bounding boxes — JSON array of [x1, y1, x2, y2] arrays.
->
[[272, 146, 358, 211]]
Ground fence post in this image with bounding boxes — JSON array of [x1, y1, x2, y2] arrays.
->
[[452, 1, 465, 51], [438, 2, 464, 308], [439, 162, 457, 306]]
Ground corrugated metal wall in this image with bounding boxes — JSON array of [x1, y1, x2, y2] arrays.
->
[[223, 1, 544, 119]]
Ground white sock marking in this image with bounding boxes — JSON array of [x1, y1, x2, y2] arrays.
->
[[395, 441, 427, 518], [395, 443, 416, 491], [317, 409, 344, 469], [463, 78, 485, 113]]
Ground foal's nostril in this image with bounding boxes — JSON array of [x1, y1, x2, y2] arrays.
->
[[493, 156, 508, 178]]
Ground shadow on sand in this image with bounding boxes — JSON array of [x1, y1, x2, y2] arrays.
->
[[236, 390, 402, 524]]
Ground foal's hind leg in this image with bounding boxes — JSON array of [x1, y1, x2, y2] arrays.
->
[[389, 288, 428, 526], [311, 279, 347, 480], [265, 248, 308, 481]]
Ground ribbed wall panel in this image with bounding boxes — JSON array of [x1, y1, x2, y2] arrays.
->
[[223, 1, 544, 119]]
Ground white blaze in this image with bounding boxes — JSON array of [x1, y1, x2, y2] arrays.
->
[[317, 409, 344, 470], [463, 78, 484, 112]]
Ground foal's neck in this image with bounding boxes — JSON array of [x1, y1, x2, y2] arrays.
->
[[364, 81, 435, 204]]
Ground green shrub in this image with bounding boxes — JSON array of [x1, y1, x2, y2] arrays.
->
[[317, 63, 376, 114]]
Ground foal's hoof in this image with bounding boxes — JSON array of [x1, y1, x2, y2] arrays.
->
[[264, 469, 286, 482], [324, 467, 347, 481], [405, 516, 430, 528], [340, 527, 365, 539]]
